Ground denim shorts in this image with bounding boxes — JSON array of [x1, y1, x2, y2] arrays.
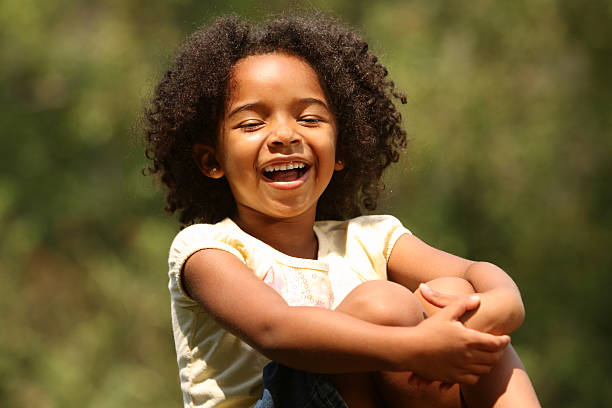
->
[[255, 362, 348, 408]]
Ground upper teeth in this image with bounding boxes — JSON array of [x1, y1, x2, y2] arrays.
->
[[263, 162, 306, 172]]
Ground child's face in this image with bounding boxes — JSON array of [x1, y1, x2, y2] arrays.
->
[[214, 53, 342, 222]]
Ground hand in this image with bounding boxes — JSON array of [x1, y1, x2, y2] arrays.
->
[[406, 372, 457, 393], [419, 283, 521, 335], [418, 283, 477, 324], [418, 282, 463, 308], [409, 295, 510, 385], [406, 371, 434, 388]]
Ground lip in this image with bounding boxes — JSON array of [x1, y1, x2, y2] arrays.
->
[[261, 161, 307, 173], [260, 157, 310, 171], [264, 167, 311, 190]]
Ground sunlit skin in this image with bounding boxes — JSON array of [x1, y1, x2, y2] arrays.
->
[[195, 53, 343, 258], [188, 53, 540, 407]]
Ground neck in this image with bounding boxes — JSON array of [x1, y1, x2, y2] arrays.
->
[[232, 207, 318, 259]]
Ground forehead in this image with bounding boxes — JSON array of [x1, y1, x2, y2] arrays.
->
[[227, 53, 327, 104]]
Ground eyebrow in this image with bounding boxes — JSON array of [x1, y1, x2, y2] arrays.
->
[[299, 97, 329, 110], [228, 103, 257, 118], [227, 98, 330, 118]]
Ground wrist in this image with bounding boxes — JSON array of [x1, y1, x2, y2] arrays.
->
[[379, 325, 424, 372]]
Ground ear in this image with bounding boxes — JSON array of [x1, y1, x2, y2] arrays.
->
[[334, 159, 345, 171], [193, 143, 224, 179]]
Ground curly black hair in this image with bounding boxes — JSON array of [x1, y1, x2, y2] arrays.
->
[[144, 13, 407, 226]]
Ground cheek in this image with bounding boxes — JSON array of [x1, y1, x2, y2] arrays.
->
[[218, 138, 262, 180], [217, 135, 241, 168], [320, 135, 339, 162], [314, 141, 339, 181]]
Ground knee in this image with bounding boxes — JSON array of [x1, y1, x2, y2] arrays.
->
[[335, 280, 425, 327], [422, 277, 475, 296]]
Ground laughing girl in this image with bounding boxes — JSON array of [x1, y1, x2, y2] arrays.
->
[[144, 14, 540, 408]]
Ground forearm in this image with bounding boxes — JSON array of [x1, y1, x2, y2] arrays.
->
[[186, 249, 417, 374], [185, 248, 510, 380], [249, 305, 413, 373], [463, 262, 525, 335], [250, 299, 510, 385]]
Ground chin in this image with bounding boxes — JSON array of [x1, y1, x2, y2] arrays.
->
[[264, 202, 316, 219]]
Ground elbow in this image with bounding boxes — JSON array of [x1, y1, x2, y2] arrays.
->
[[246, 310, 293, 359], [253, 327, 282, 357], [477, 289, 525, 335], [508, 306, 525, 334], [502, 290, 525, 333], [514, 296, 526, 330]]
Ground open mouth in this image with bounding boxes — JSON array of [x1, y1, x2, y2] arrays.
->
[[262, 162, 310, 182]]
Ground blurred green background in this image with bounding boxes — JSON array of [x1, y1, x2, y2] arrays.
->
[[1, 0, 610, 406]]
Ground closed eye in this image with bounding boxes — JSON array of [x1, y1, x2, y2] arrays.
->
[[298, 117, 323, 126], [237, 121, 264, 131]]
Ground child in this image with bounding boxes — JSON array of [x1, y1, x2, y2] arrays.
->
[[144, 13, 540, 408]]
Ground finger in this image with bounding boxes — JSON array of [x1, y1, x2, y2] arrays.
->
[[418, 283, 458, 308], [458, 373, 481, 386], [467, 348, 506, 367], [408, 372, 429, 384], [470, 364, 494, 376], [470, 333, 511, 351], [407, 372, 433, 389], [406, 372, 420, 386], [458, 360, 496, 377], [436, 295, 481, 321], [418, 377, 434, 388], [439, 382, 456, 392]]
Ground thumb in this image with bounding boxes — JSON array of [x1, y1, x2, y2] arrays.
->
[[437, 295, 481, 321], [419, 283, 458, 308]]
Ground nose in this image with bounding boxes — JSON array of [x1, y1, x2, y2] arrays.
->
[[267, 122, 301, 148]]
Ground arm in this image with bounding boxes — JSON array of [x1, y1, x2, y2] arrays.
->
[[387, 234, 525, 335], [182, 247, 509, 382]]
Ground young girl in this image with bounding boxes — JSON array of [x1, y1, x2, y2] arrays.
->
[[144, 14, 540, 408]]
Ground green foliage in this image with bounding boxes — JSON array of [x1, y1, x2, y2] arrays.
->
[[0, 0, 609, 406]]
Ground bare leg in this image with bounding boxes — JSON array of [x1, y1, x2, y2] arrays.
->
[[332, 280, 426, 408], [415, 277, 541, 408], [371, 278, 473, 408], [332, 278, 540, 408], [461, 345, 540, 407]]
